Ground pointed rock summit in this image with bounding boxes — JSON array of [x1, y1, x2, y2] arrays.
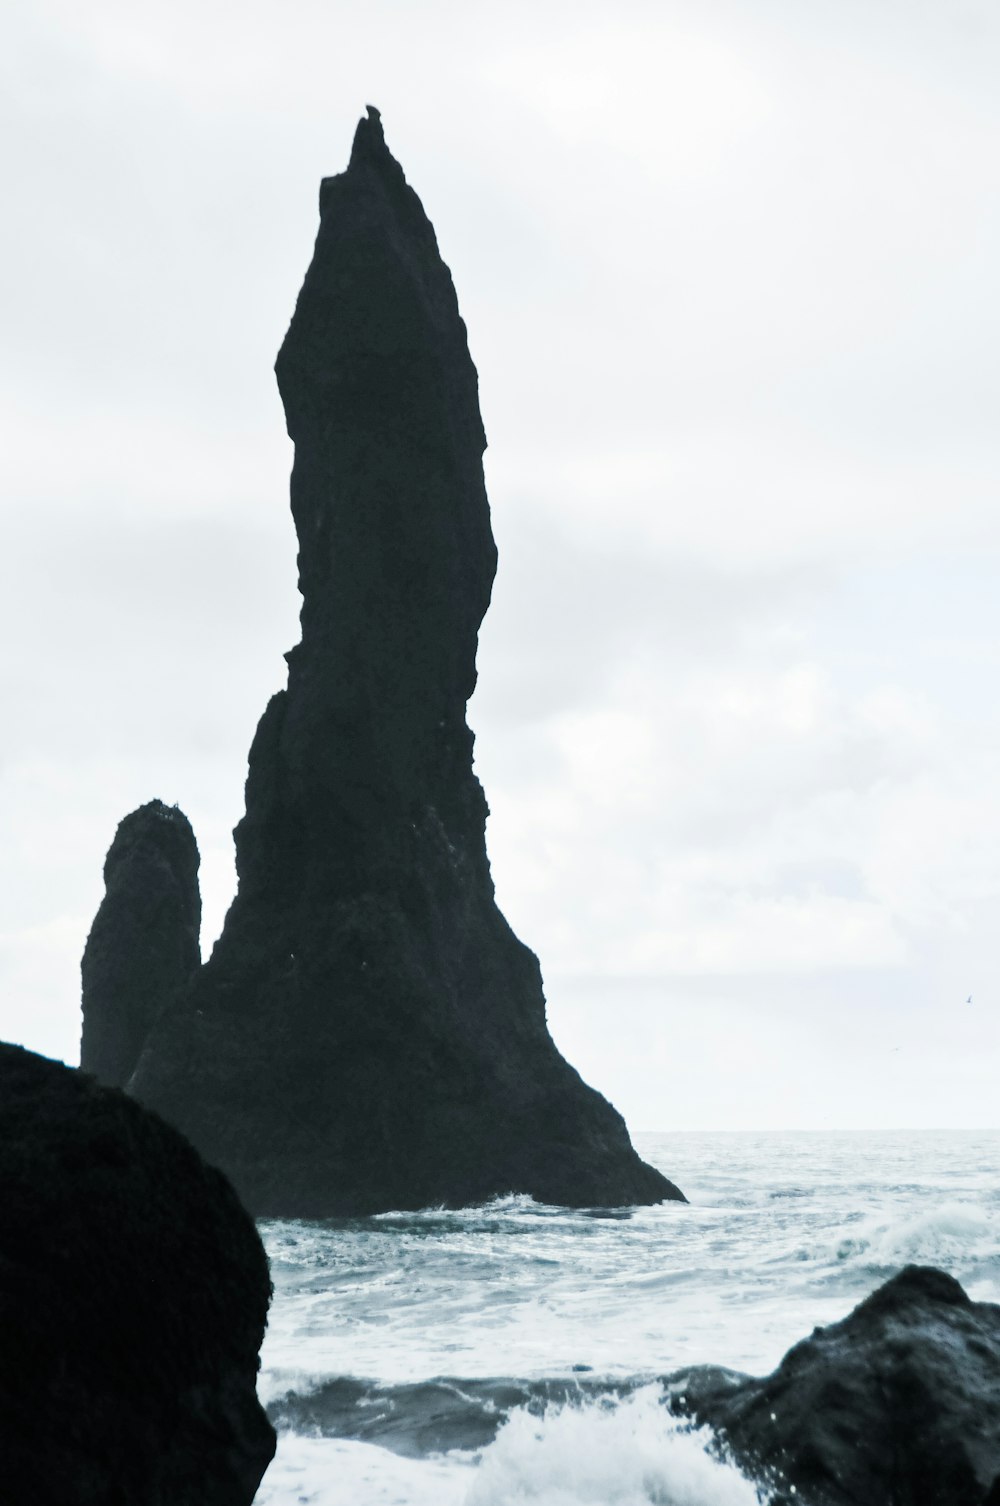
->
[[97, 110, 682, 1214]]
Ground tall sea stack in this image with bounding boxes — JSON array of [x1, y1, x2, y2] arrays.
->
[[106, 108, 682, 1214]]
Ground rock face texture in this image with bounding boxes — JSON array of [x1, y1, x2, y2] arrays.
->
[[671, 1265, 1000, 1506], [81, 799, 200, 1088], [118, 107, 681, 1215], [0, 1042, 275, 1506]]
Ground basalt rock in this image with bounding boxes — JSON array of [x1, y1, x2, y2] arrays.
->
[[111, 107, 681, 1215], [81, 799, 200, 1088], [0, 1042, 275, 1505], [670, 1265, 1000, 1506]]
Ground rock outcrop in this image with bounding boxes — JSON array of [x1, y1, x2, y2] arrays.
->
[[671, 1265, 1000, 1505], [108, 106, 682, 1215], [81, 799, 200, 1088], [0, 1042, 275, 1505]]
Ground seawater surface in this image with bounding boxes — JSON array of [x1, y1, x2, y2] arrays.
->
[[253, 1129, 1000, 1504]]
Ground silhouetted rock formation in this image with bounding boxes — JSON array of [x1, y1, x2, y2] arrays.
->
[[670, 1265, 1000, 1505], [81, 799, 200, 1088], [0, 1042, 275, 1506], [100, 106, 681, 1215]]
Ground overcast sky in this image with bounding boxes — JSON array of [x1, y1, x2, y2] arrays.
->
[[4, 0, 1000, 1130]]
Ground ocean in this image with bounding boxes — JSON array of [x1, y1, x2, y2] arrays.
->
[[252, 1128, 1000, 1504]]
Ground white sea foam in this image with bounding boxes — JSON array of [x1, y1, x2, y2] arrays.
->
[[255, 1404, 766, 1506], [465, 1386, 766, 1506], [373, 1193, 545, 1222], [254, 1435, 473, 1506]]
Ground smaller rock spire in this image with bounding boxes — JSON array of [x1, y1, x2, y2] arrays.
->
[[81, 800, 201, 1089]]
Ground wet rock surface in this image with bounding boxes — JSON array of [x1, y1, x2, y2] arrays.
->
[[671, 1265, 1000, 1506], [81, 799, 200, 1089], [0, 1042, 275, 1505], [108, 109, 680, 1215]]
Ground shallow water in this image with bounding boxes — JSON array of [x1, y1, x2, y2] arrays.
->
[[253, 1128, 1000, 1503]]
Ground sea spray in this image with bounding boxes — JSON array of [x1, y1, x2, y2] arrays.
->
[[465, 1386, 765, 1506], [255, 1392, 765, 1506]]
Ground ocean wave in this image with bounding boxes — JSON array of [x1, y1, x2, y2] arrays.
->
[[267, 1373, 639, 1456], [368, 1195, 647, 1230], [265, 1380, 767, 1505], [831, 1202, 997, 1269], [373, 1194, 547, 1222], [466, 1385, 766, 1506]]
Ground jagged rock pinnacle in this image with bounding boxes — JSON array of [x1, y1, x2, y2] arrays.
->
[[350, 103, 383, 155], [91, 113, 684, 1215]]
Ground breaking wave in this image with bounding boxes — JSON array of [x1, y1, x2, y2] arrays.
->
[[466, 1385, 767, 1506], [264, 1382, 767, 1506], [831, 1202, 998, 1270], [267, 1373, 641, 1456]]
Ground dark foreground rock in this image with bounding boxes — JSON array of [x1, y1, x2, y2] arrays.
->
[[81, 799, 200, 1088], [0, 1043, 275, 1505], [671, 1265, 1000, 1506], [104, 107, 682, 1216]]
